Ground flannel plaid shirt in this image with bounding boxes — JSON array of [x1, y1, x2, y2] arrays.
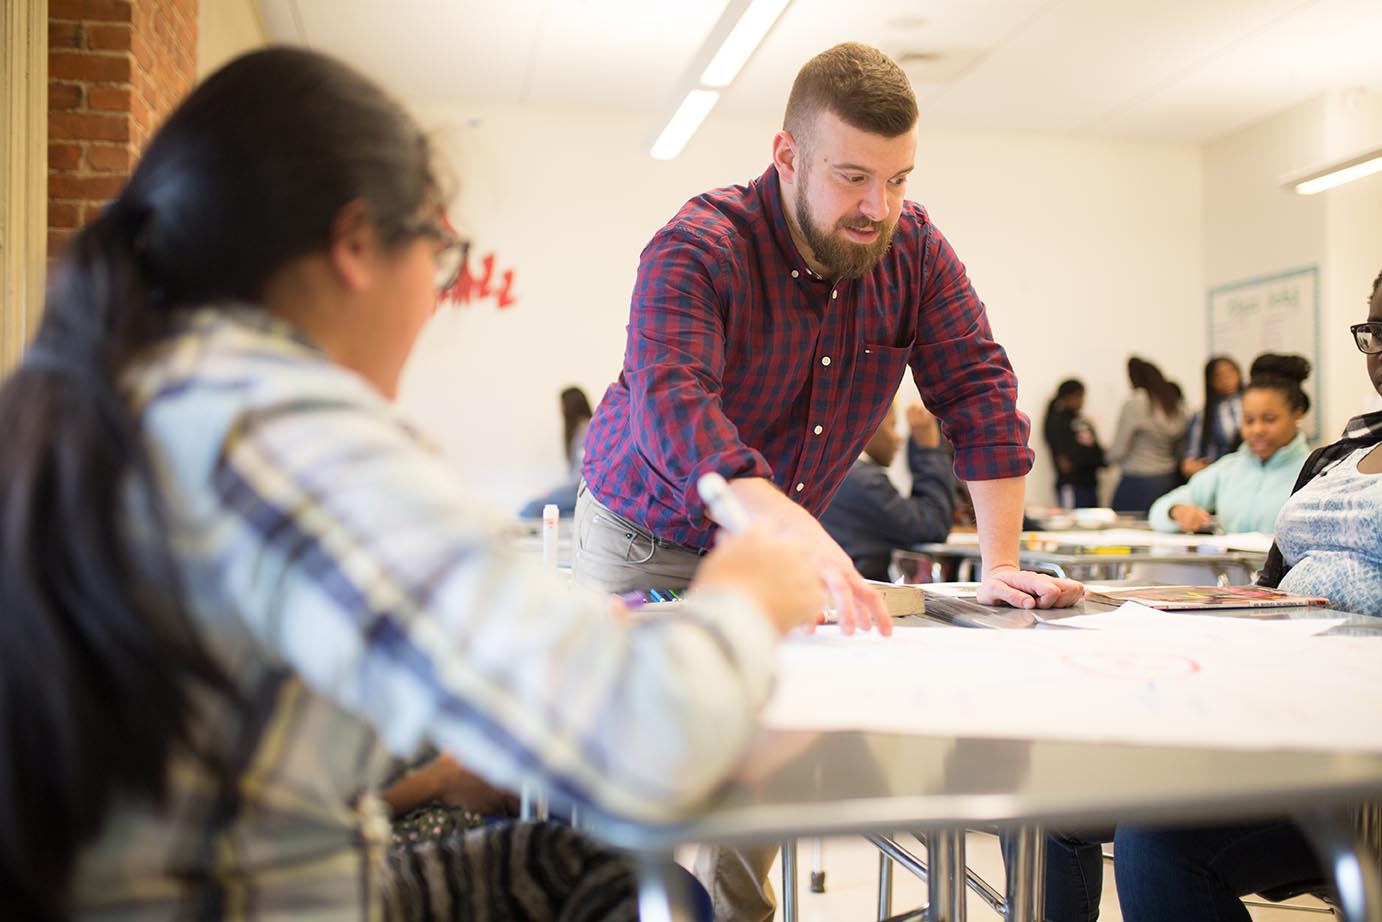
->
[[72, 308, 776, 919], [583, 165, 1031, 550]]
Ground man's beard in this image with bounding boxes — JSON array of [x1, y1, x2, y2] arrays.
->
[[795, 189, 897, 280]]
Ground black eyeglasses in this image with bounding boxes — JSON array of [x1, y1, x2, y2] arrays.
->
[[403, 219, 469, 293], [1351, 322, 1382, 355]]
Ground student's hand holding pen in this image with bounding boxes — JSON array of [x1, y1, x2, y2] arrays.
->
[[698, 474, 891, 636], [691, 525, 828, 636]]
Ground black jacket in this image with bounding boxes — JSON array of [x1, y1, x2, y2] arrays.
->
[[819, 441, 955, 582], [1043, 405, 1105, 488]]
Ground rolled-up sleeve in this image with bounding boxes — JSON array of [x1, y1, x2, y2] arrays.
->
[[908, 228, 1032, 481]]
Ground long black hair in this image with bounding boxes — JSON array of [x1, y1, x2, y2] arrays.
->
[[0, 47, 440, 920], [1126, 356, 1182, 418], [560, 386, 593, 463], [1197, 355, 1242, 457]]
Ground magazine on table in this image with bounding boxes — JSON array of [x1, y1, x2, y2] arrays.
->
[[1085, 585, 1328, 611]]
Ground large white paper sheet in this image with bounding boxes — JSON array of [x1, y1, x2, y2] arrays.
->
[[762, 626, 1382, 753]]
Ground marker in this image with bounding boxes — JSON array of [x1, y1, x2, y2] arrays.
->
[[698, 471, 833, 627], [541, 503, 559, 569], [696, 472, 753, 534], [617, 588, 684, 609]]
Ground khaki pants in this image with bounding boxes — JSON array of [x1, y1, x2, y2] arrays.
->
[[571, 482, 779, 922]]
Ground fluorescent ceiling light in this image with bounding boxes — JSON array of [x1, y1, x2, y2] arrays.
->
[[1286, 147, 1382, 195], [647, 0, 793, 160], [700, 0, 792, 87], [650, 89, 720, 160]]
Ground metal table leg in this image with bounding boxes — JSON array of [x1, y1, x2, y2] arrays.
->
[[877, 850, 894, 920], [811, 837, 827, 893], [1296, 810, 1382, 922], [867, 832, 1007, 917], [1003, 825, 1045, 922], [928, 828, 967, 922], [635, 852, 701, 922], [781, 838, 798, 922]]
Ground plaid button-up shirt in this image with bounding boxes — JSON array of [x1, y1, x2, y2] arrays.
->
[[583, 166, 1031, 550], [72, 308, 777, 919]]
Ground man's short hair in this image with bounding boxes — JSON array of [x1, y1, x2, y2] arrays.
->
[[783, 43, 918, 144]]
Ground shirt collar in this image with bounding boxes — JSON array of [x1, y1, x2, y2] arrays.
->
[[755, 165, 830, 284], [1342, 408, 1382, 442]]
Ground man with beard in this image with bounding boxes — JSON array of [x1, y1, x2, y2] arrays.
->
[[574, 42, 1084, 920]]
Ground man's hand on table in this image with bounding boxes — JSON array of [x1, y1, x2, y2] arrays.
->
[[976, 565, 1085, 609]]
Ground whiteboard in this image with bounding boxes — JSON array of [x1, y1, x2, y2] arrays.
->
[[1207, 266, 1320, 441]]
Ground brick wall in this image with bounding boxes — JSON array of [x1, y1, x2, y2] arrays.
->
[[48, 0, 198, 258]]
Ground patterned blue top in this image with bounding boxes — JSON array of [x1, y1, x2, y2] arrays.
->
[[1276, 443, 1382, 615], [1184, 394, 1243, 463]]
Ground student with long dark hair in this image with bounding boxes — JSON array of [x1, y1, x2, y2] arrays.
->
[[0, 47, 824, 920], [1181, 355, 1244, 478], [519, 385, 593, 517], [1107, 356, 1187, 514], [1042, 378, 1105, 509]]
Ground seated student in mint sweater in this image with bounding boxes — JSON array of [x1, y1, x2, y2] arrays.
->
[[819, 401, 955, 581], [1148, 353, 1312, 534]]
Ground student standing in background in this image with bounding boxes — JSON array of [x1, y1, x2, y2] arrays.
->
[[519, 385, 592, 517], [1182, 355, 1244, 478], [1042, 378, 1105, 509], [1148, 354, 1311, 534], [1107, 357, 1187, 514], [820, 401, 955, 581]]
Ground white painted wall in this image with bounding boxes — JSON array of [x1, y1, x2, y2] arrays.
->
[[196, 0, 267, 78], [397, 101, 1204, 511], [1203, 88, 1382, 442]]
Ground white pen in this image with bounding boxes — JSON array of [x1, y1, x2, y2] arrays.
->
[[696, 472, 754, 534]]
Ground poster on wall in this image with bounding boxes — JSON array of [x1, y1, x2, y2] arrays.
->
[[1208, 265, 1320, 441]]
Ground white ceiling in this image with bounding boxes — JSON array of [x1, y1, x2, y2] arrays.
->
[[255, 0, 1382, 145]]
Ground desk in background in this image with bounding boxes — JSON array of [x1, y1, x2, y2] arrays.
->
[[908, 528, 1269, 585]]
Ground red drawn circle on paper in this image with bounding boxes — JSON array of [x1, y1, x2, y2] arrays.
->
[[1060, 651, 1201, 679]]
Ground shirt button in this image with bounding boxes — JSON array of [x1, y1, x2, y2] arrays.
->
[[795, 482, 805, 492], [791, 270, 800, 278], [831, 290, 838, 300], [813, 425, 823, 435], [821, 356, 831, 366]]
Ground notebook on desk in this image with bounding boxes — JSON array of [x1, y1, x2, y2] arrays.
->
[[1086, 585, 1328, 611]]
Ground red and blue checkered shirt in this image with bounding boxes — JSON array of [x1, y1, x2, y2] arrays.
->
[[583, 165, 1032, 550]]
